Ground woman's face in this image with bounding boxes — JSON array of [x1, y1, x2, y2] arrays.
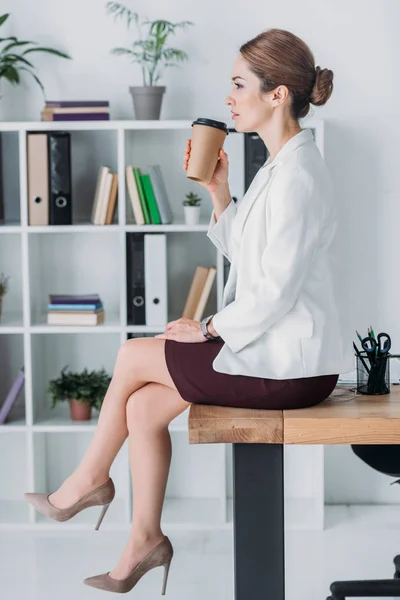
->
[[225, 54, 286, 132]]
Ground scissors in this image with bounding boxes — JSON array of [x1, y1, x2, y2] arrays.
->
[[361, 332, 391, 359]]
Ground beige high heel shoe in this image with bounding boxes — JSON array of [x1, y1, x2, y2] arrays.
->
[[24, 477, 115, 530], [83, 535, 173, 595]]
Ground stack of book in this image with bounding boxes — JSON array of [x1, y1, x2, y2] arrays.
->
[[91, 166, 118, 225], [41, 100, 110, 121], [47, 294, 105, 326], [182, 266, 217, 321], [125, 164, 173, 225]]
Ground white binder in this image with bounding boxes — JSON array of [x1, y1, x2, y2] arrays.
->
[[144, 233, 167, 327]]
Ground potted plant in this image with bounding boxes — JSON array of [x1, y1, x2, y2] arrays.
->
[[0, 272, 9, 322], [47, 366, 111, 421], [106, 2, 194, 120], [0, 12, 71, 100], [183, 192, 202, 226]]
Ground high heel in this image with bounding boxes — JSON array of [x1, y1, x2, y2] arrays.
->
[[84, 535, 174, 594], [24, 477, 115, 529]]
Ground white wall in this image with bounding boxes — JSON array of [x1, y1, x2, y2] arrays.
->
[[2, 0, 399, 503]]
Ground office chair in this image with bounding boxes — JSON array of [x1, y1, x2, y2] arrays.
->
[[327, 444, 400, 599]]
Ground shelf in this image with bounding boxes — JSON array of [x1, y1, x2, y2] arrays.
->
[[0, 223, 21, 233], [0, 313, 24, 332], [27, 223, 120, 233], [0, 500, 29, 524], [0, 118, 327, 533], [32, 412, 188, 432], [0, 222, 211, 234], [124, 222, 210, 232], [0, 418, 26, 431], [0, 119, 227, 132]]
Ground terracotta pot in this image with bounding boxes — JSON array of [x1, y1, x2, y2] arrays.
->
[[69, 398, 92, 421]]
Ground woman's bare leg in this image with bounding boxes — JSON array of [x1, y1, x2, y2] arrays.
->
[[108, 381, 190, 580], [49, 338, 190, 508]]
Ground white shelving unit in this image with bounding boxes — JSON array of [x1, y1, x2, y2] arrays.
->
[[0, 118, 326, 531]]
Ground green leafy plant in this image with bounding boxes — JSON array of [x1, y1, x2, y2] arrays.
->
[[0, 272, 9, 297], [0, 13, 71, 98], [183, 192, 201, 207], [47, 366, 111, 411], [106, 2, 194, 86]]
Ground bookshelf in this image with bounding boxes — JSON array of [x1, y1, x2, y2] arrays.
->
[[0, 118, 327, 532]]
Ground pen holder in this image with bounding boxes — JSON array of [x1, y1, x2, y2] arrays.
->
[[355, 351, 391, 395]]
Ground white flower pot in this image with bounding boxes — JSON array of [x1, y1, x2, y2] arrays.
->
[[184, 205, 201, 226]]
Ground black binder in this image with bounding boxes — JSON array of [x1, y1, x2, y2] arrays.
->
[[244, 132, 269, 192], [48, 132, 72, 225], [126, 232, 146, 325]]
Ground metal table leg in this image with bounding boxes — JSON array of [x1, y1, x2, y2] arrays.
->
[[233, 443, 285, 600]]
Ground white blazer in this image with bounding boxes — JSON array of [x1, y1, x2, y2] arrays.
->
[[207, 128, 354, 379]]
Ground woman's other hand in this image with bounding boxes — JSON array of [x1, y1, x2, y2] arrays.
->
[[154, 317, 207, 343]]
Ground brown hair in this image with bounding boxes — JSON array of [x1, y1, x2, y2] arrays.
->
[[239, 28, 333, 120]]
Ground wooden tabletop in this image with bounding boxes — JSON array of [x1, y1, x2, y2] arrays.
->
[[188, 386, 400, 445]]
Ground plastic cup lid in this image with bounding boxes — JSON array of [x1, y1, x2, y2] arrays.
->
[[191, 118, 229, 135]]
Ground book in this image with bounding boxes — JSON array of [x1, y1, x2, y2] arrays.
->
[[148, 165, 173, 224], [0, 367, 25, 425], [132, 168, 151, 224], [47, 311, 105, 326], [45, 100, 110, 108], [48, 304, 102, 311], [91, 167, 110, 224], [141, 173, 161, 224], [182, 266, 211, 319], [105, 173, 118, 225], [49, 294, 101, 304], [42, 106, 109, 114], [98, 171, 113, 225], [41, 111, 110, 121], [125, 166, 144, 225], [193, 267, 217, 321]]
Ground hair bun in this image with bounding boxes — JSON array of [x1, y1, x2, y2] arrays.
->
[[309, 65, 334, 106]]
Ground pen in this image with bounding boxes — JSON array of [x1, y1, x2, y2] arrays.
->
[[353, 341, 370, 374], [370, 325, 378, 356]]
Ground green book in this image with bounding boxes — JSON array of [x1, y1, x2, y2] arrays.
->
[[132, 168, 151, 224], [141, 174, 161, 225]]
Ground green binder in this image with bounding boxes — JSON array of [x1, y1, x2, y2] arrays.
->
[[141, 173, 161, 225], [132, 168, 151, 224]]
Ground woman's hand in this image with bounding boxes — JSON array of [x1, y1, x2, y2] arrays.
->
[[154, 317, 207, 343], [184, 139, 229, 194]]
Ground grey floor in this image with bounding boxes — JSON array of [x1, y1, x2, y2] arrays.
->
[[1, 506, 400, 599]]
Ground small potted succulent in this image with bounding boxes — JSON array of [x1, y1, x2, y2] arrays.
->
[[106, 2, 194, 119], [47, 366, 111, 421], [183, 192, 202, 226], [0, 272, 10, 322]]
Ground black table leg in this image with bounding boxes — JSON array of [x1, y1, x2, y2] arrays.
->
[[233, 443, 285, 600]]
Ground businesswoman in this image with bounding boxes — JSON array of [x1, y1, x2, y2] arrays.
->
[[24, 28, 353, 594]]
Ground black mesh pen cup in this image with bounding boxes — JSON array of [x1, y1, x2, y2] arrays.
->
[[355, 351, 391, 395]]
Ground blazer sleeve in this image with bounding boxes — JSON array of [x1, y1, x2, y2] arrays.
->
[[206, 199, 237, 262], [212, 166, 325, 353]]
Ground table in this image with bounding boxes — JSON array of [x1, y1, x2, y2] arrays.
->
[[188, 386, 400, 600]]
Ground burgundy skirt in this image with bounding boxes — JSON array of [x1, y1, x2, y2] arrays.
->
[[164, 339, 339, 410]]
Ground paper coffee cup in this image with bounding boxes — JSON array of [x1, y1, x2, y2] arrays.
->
[[186, 118, 229, 185]]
